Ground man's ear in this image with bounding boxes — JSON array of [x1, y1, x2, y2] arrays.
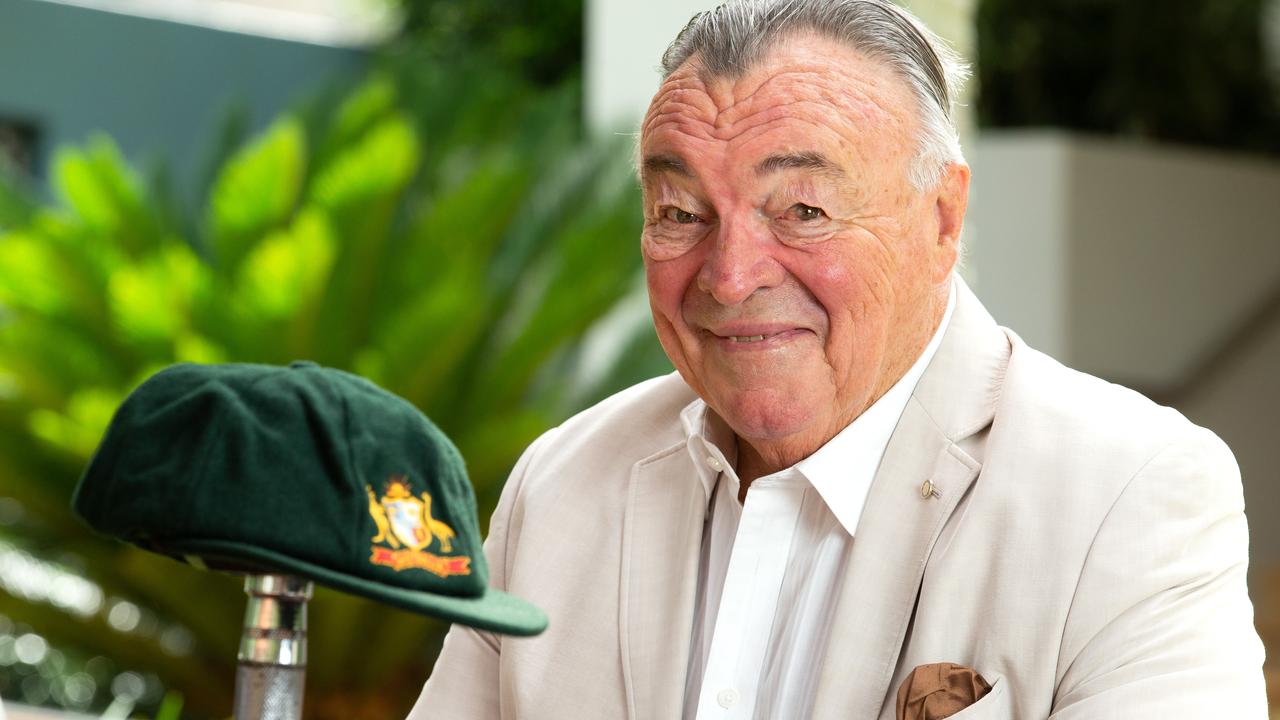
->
[[932, 161, 970, 282]]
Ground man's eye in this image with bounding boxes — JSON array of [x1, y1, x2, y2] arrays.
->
[[787, 203, 826, 221], [662, 207, 701, 224]]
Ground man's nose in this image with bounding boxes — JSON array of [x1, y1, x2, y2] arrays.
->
[[695, 218, 786, 306]]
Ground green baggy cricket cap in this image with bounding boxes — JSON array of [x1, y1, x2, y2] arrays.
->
[[73, 361, 547, 636]]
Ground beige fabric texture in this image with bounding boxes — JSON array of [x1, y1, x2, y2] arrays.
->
[[409, 279, 1267, 719]]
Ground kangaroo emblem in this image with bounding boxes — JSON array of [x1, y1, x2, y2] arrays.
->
[[368, 486, 400, 548], [420, 491, 455, 552]]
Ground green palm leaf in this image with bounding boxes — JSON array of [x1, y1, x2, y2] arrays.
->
[[208, 117, 306, 275]]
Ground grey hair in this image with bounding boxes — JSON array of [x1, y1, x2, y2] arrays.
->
[[659, 0, 969, 190]]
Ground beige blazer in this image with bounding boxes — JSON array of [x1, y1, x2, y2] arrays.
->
[[410, 281, 1267, 719]]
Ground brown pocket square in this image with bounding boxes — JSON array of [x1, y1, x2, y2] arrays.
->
[[895, 662, 992, 720]]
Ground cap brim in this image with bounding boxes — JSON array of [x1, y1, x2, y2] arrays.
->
[[167, 538, 548, 637]]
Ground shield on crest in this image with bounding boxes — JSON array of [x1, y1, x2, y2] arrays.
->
[[384, 497, 430, 550]]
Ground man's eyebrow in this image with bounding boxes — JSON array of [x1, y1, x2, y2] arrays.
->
[[641, 153, 692, 178], [756, 151, 846, 178]]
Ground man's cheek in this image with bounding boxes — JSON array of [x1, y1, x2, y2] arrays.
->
[[651, 315, 702, 390], [646, 268, 696, 319], [647, 296, 684, 350], [812, 263, 887, 318]]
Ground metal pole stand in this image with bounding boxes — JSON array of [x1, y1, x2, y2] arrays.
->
[[234, 574, 314, 720]]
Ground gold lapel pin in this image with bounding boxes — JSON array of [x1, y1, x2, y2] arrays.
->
[[920, 480, 941, 499]]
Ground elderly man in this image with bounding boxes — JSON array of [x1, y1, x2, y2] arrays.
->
[[411, 0, 1267, 717]]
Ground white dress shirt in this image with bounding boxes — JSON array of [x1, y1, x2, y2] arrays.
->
[[681, 283, 956, 720]]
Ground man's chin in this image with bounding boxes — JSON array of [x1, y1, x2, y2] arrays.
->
[[711, 393, 823, 449]]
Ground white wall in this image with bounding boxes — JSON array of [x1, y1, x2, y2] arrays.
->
[[0, 0, 366, 204], [970, 131, 1280, 393]]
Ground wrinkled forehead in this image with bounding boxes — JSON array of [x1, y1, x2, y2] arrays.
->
[[639, 35, 918, 167]]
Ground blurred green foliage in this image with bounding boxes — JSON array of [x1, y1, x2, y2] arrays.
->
[[976, 0, 1280, 155], [388, 0, 583, 86], [0, 56, 669, 717]]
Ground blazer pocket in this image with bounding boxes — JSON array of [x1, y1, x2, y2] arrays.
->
[[943, 674, 1009, 719]]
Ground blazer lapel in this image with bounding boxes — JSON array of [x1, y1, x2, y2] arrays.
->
[[619, 443, 708, 720], [810, 278, 1011, 720], [809, 404, 981, 720]]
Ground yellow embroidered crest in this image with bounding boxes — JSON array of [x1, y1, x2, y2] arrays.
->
[[366, 475, 470, 577]]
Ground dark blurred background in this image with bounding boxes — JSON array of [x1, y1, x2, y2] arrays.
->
[[0, 0, 1276, 717]]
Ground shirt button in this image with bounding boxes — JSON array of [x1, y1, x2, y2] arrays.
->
[[717, 688, 739, 708], [704, 455, 725, 472]]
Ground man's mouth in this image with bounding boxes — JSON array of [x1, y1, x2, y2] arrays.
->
[[707, 326, 811, 348]]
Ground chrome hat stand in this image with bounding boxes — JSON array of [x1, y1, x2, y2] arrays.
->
[[234, 575, 314, 720]]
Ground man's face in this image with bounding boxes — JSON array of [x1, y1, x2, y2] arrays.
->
[[639, 34, 967, 473]]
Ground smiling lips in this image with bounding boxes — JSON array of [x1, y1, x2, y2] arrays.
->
[[709, 326, 811, 348]]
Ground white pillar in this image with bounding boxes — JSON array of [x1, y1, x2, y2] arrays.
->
[[584, 0, 723, 134]]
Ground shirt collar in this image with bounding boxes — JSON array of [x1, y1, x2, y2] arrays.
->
[[680, 281, 957, 528], [680, 398, 738, 502]]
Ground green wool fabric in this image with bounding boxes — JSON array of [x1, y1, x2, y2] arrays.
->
[[73, 361, 546, 636]]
